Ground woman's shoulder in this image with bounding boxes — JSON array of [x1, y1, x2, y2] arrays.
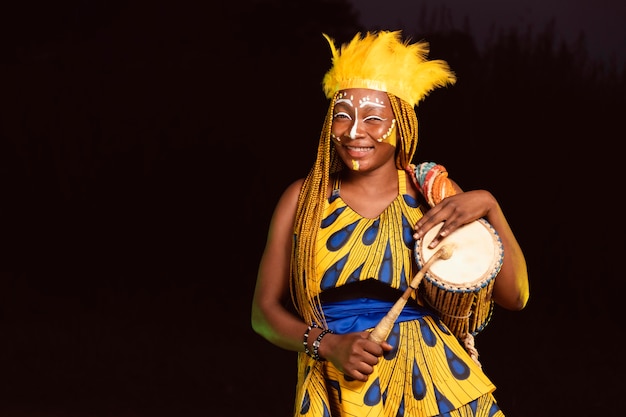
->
[[280, 178, 305, 203], [270, 179, 305, 226], [286, 177, 305, 191]]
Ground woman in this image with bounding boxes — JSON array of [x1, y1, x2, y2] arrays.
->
[[251, 30, 529, 417]]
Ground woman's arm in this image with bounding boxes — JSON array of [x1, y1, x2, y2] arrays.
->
[[251, 179, 309, 351]]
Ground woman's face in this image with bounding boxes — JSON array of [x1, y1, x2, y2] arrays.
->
[[331, 88, 397, 171]]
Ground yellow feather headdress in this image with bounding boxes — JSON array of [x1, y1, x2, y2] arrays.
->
[[322, 31, 456, 107]]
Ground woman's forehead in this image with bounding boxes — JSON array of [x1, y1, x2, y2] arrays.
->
[[335, 88, 389, 108]]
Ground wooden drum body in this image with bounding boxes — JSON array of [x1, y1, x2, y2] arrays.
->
[[414, 218, 504, 339]]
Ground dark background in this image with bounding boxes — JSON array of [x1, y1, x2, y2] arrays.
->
[[1, 1, 624, 416]]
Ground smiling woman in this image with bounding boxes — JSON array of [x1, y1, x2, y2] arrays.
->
[[251, 30, 529, 417]]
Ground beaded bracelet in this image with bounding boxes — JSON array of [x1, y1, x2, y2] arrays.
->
[[303, 323, 319, 358], [312, 328, 334, 361]]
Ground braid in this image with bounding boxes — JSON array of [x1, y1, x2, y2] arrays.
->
[[389, 94, 419, 168], [291, 100, 336, 327]]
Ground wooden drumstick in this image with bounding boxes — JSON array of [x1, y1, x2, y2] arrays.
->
[[368, 244, 454, 343]]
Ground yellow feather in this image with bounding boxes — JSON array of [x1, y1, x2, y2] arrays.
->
[[322, 31, 456, 107]]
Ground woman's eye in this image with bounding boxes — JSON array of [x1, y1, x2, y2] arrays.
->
[[333, 112, 351, 120], [364, 116, 384, 122]]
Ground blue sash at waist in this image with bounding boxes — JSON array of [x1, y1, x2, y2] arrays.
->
[[321, 298, 433, 334]]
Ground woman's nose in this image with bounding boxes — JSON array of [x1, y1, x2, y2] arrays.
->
[[347, 120, 361, 139]]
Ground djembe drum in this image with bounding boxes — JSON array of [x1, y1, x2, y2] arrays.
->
[[414, 218, 504, 340]]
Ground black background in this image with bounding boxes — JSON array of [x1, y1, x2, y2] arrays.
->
[[1, 1, 624, 416]]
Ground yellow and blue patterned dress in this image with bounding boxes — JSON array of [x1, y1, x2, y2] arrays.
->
[[294, 169, 504, 417]]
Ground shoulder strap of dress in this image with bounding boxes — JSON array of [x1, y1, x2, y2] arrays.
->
[[331, 175, 341, 198], [397, 170, 407, 195]]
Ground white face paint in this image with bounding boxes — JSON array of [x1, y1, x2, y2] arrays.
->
[[332, 92, 395, 146], [334, 95, 357, 139]]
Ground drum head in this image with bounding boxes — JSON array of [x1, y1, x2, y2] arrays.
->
[[415, 219, 503, 290]]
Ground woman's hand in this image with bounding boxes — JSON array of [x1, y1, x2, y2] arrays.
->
[[317, 331, 393, 382], [414, 190, 496, 249]]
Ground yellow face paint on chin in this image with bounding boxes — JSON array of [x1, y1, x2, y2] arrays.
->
[[351, 160, 360, 170], [377, 119, 397, 147]]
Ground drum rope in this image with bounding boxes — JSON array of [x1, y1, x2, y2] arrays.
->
[[421, 296, 472, 319], [462, 333, 482, 368], [423, 292, 483, 367]]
